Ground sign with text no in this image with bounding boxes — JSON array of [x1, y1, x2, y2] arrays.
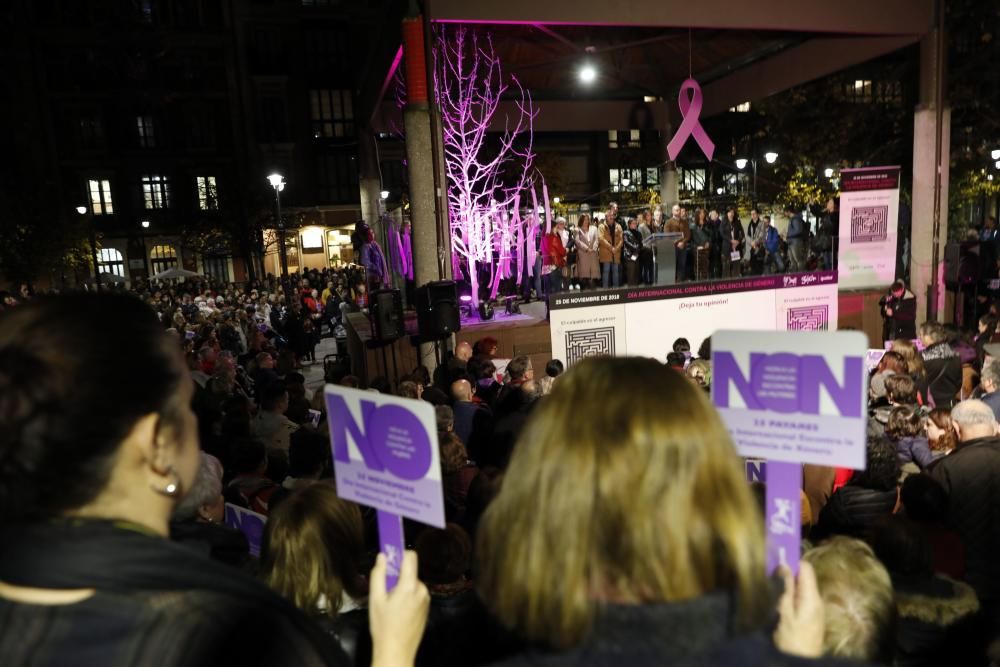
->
[[325, 386, 445, 589], [712, 331, 867, 575]]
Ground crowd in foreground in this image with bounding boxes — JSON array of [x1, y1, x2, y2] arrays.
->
[[2, 289, 1000, 667]]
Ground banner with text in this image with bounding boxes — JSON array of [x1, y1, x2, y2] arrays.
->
[[837, 166, 900, 290], [550, 272, 838, 366]]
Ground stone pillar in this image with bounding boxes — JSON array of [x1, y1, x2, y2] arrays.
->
[[358, 129, 383, 230], [911, 24, 950, 322], [659, 128, 679, 208], [403, 15, 441, 371]]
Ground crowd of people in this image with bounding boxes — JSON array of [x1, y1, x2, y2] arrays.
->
[[536, 199, 838, 295], [4, 276, 1000, 666]]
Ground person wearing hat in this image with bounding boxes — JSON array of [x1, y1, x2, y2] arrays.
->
[[541, 217, 568, 297]]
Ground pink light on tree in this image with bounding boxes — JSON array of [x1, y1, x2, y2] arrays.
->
[[434, 26, 537, 306]]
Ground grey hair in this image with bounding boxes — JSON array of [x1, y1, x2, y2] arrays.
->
[[172, 452, 224, 521], [950, 399, 997, 428], [983, 360, 1000, 391], [917, 321, 946, 344]]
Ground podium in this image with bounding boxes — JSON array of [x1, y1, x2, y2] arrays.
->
[[644, 232, 683, 285]]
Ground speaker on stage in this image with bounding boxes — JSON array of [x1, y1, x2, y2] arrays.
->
[[371, 289, 404, 342], [415, 280, 461, 341]]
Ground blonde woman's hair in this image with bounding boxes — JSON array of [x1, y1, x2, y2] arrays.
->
[[891, 339, 926, 379], [803, 537, 895, 663], [476, 356, 768, 649], [260, 483, 366, 615]]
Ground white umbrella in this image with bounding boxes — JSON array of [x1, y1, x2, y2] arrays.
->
[[151, 267, 202, 280]]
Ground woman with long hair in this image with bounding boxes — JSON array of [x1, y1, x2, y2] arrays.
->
[[690, 208, 712, 281], [925, 407, 959, 466], [0, 293, 427, 667], [891, 338, 928, 403], [575, 214, 600, 289], [261, 484, 371, 665], [477, 357, 827, 665]]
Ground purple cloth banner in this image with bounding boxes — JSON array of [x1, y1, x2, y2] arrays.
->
[[377, 510, 405, 590], [765, 461, 802, 574]]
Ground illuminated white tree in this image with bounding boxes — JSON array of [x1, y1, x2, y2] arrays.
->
[[434, 26, 537, 306]]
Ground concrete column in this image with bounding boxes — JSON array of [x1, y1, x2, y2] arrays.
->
[[405, 104, 441, 371], [357, 127, 383, 228], [910, 25, 950, 322], [659, 128, 679, 208]]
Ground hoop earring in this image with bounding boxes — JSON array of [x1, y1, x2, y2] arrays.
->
[[151, 466, 182, 498]]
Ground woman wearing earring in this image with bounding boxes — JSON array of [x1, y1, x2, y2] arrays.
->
[[0, 292, 428, 667]]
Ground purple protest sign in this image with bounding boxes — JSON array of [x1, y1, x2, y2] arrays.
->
[[325, 386, 445, 589], [224, 503, 267, 558], [765, 462, 802, 574], [666, 78, 715, 162], [377, 511, 405, 590], [712, 331, 868, 469]]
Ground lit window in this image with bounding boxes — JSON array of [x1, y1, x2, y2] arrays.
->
[[680, 168, 706, 191], [142, 174, 171, 209], [310, 89, 354, 138], [137, 115, 155, 148], [728, 101, 751, 113], [149, 244, 178, 274], [97, 248, 125, 277], [608, 130, 641, 148], [88, 179, 113, 215], [196, 176, 218, 210], [846, 80, 873, 103]]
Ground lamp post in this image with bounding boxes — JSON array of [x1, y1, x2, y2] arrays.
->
[[736, 152, 778, 209], [267, 173, 288, 287], [77, 205, 102, 292], [140, 219, 150, 280]]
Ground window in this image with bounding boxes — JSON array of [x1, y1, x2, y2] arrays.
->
[[845, 79, 873, 103], [142, 174, 171, 209], [75, 113, 105, 151], [259, 97, 289, 142], [315, 152, 359, 203], [88, 179, 114, 215], [728, 101, 751, 113], [680, 168, 706, 192], [137, 115, 156, 148], [609, 168, 643, 192], [203, 256, 230, 282], [874, 81, 903, 106], [196, 176, 218, 210], [189, 106, 216, 149], [607, 129, 640, 149], [310, 89, 354, 138], [305, 27, 351, 78], [149, 244, 178, 274], [97, 248, 125, 277]]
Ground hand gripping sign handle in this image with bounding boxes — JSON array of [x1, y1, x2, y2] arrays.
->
[[377, 510, 405, 591], [765, 461, 802, 575]]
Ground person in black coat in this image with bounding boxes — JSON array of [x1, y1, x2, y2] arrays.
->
[[928, 399, 1000, 634], [813, 436, 899, 543], [881, 279, 917, 343], [919, 321, 963, 408]]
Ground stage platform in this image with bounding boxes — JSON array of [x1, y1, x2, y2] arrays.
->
[[342, 279, 886, 385]]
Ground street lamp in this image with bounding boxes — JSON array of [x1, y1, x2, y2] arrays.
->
[[76, 205, 102, 292], [380, 189, 389, 200], [992, 149, 1000, 160], [267, 173, 289, 286], [553, 196, 560, 204], [824, 167, 835, 178], [736, 152, 778, 209]]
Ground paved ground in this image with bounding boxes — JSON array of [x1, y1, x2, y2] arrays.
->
[[302, 336, 339, 393]]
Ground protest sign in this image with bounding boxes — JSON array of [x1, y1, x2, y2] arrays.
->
[[713, 330, 868, 574], [325, 385, 445, 589], [224, 503, 267, 557]]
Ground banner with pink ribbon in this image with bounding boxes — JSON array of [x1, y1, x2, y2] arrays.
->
[[666, 78, 715, 162]]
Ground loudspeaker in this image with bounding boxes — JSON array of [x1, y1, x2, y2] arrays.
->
[[371, 289, 404, 342], [415, 280, 461, 341]]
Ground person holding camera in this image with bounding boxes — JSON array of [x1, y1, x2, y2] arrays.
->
[[881, 279, 917, 343]]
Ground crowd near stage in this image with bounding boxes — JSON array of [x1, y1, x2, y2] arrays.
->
[[344, 271, 888, 383]]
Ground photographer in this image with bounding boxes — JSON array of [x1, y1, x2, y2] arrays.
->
[[881, 279, 917, 343]]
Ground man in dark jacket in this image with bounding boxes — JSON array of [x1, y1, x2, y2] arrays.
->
[[920, 321, 963, 408], [784, 204, 807, 273], [881, 280, 918, 343], [929, 399, 1000, 635]]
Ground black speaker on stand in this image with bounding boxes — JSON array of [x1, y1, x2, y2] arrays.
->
[[415, 280, 461, 342], [371, 288, 404, 342]]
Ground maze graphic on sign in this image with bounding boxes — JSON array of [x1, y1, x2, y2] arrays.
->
[[565, 327, 616, 365], [850, 205, 889, 243], [787, 305, 830, 331]]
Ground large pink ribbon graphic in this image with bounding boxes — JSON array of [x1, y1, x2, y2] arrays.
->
[[666, 78, 715, 162]]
